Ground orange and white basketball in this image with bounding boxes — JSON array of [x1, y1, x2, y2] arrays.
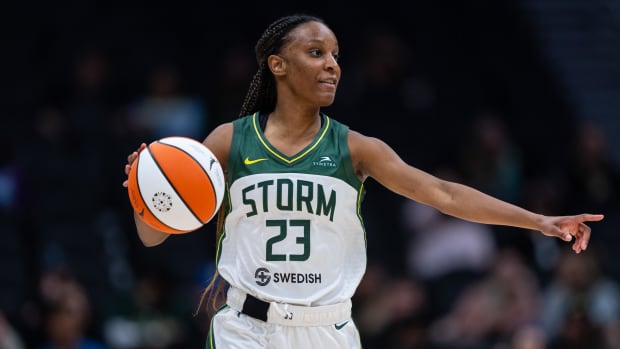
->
[[127, 136, 225, 234]]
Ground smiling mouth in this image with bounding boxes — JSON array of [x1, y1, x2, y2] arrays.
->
[[319, 80, 338, 91]]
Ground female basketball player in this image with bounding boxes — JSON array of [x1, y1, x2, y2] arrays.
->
[[123, 14, 604, 349]]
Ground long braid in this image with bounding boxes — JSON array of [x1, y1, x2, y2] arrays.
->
[[198, 14, 325, 315]]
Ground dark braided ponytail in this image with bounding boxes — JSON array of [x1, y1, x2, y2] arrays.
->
[[197, 14, 325, 315], [239, 14, 324, 117]]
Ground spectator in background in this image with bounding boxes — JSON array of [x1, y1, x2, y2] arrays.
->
[[457, 113, 543, 262], [353, 265, 426, 348], [541, 249, 620, 348], [0, 139, 27, 215], [428, 249, 543, 349], [127, 64, 207, 141], [37, 269, 107, 349], [66, 48, 114, 149], [401, 167, 497, 316], [26, 107, 79, 269], [0, 311, 25, 349], [0, 137, 30, 322], [64, 48, 122, 209], [102, 268, 189, 349], [350, 25, 417, 271], [566, 121, 620, 213], [510, 324, 548, 349], [564, 120, 620, 279], [518, 173, 570, 277], [211, 44, 256, 125], [458, 112, 523, 203]]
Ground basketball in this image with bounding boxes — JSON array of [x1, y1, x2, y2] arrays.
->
[[126, 136, 225, 234]]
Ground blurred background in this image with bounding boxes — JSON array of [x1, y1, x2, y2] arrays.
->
[[2, 0, 620, 348]]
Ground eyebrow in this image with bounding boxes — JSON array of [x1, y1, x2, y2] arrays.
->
[[304, 39, 339, 47]]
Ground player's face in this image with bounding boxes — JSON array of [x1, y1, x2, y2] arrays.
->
[[277, 21, 340, 107]]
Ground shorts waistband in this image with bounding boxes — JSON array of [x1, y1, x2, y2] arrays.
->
[[226, 287, 352, 327]]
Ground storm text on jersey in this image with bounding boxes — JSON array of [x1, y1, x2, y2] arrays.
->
[[241, 178, 337, 221]]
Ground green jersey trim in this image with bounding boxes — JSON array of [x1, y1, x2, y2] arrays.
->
[[251, 112, 332, 164], [356, 182, 367, 248], [215, 181, 232, 265], [206, 304, 229, 349]]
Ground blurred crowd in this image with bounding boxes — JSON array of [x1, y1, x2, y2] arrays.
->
[[2, 1, 620, 349]]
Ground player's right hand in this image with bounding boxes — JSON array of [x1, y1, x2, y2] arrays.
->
[[122, 143, 147, 188]]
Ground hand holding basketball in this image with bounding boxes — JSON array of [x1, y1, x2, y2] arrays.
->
[[123, 143, 146, 187], [125, 137, 225, 234]]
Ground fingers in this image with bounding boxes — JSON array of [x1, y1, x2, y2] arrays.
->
[[579, 223, 591, 251], [127, 143, 147, 164], [562, 233, 572, 242], [570, 222, 592, 254], [579, 213, 605, 222], [573, 214, 598, 253], [123, 144, 146, 188], [127, 151, 139, 164], [573, 237, 585, 254], [546, 214, 600, 254], [122, 159, 135, 188], [552, 226, 572, 242]]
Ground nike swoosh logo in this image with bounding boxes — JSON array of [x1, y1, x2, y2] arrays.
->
[[334, 321, 349, 330], [138, 208, 145, 217], [244, 157, 268, 165]]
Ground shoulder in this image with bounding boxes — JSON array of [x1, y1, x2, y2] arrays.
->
[[206, 113, 259, 146], [205, 122, 234, 144], [347, 129, 383, 154], [347, 128, 401, 181], [203, 122, 234, 169]]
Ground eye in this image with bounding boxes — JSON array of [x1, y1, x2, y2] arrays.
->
[[309, 48, 339, 62], [309, 49, 322, 57]]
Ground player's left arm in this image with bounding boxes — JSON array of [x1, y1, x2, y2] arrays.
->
[[347, 130, 604, 253]]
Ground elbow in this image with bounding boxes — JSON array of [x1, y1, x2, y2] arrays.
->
[[428, 180, 459, 215], [134, 212, 170, 246], [138, 231, 169, 247], [141, 238, 165, 247]]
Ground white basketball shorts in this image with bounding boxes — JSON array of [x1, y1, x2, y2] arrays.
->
[[206, 305, 361, 349]]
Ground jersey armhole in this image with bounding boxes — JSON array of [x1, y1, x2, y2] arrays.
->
[[338, 124, 363, 190], [228, 115, 248, 183]]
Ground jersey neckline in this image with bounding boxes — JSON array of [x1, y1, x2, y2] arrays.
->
[[251, 112, 331, 165]]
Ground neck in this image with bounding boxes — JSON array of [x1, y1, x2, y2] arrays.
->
[[267, 109, 322, 139]]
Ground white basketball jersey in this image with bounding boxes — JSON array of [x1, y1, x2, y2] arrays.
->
[[217, 113, 367, 306]]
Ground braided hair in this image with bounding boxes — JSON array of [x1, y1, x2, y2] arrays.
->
[[197, 14, 326, 314], [238, 14, 325, 117]]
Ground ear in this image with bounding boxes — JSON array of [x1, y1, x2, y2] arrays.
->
[[268, 54, 286, 76]]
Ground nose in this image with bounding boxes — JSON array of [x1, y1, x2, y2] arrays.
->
[[325, 55, 339, 70]]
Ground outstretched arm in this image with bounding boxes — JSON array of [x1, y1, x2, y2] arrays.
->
[[348, 130, 604, 253]]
